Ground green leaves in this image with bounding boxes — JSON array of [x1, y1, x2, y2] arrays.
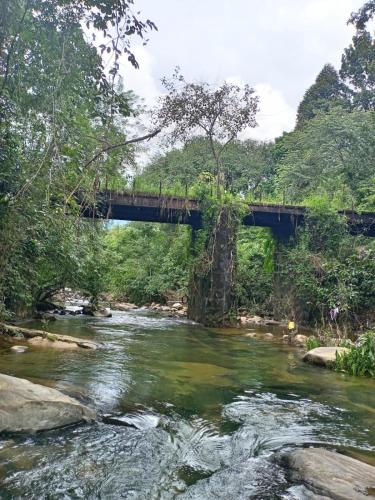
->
[[276, 109, 375, 207], [296, 64, 350, 127], [103, 223, 191, 304], [335, 331, 375, 377], [0, 0, 146, 317]]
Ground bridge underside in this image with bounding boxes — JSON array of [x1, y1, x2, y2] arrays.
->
[[85, 192, 375, 238], [82, 191, 375, 326]]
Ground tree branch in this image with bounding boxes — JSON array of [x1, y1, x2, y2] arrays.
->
[[82, 128, 161, 171], [64, 128, 161, 204]]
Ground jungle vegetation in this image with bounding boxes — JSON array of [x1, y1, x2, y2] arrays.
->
[[1, 0, 374, 333]]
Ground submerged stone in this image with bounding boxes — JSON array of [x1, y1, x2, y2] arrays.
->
[[0, 374, 96, 433], [10, 345, 28, 353], [102, 412, 160, 430]]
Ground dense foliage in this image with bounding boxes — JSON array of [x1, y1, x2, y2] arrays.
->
[[236, 228, 274, 314], [104, 223, 191, 304], [274, 206, 375, 329], [137, 137, 275, 198], [0, 0, 155, 317]]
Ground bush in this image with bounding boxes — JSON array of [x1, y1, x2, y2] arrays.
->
[[335, 331, 375, 377], [236, 227, 273, 314], [306, 337, 321, 351]]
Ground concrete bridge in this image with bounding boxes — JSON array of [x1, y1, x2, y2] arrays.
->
[[86, 191, 375, 238], [84, 191, 375, 325]]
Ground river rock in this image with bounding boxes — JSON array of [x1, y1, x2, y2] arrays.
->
[[27, 334, 97, 350], [10, 345, 28, 353], [0, 374, 96, 433], [263, 319, 280, 325], [113, 302, 137, 311], [292, 334, 308, 346], [285, 448, 375, 499], [172, 302, 183, 310], [264, 332, 274, 339], [28, 337, 79, 349], [92, 307, 112, 318], [303, 347, 349, 367]]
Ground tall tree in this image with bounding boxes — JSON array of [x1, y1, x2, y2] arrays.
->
[[348, 0, 375, 30], [340, 1, 375, 110], [276, 108, 375, 207], [296, 64, 349, 126], [154, 69, 259, 197]]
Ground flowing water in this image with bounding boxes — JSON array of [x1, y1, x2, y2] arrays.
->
[[0, 310, 374, 499]]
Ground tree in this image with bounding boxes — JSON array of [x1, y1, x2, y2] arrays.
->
[[296, 64, 349, 126], [0, 0, 157, 95], [348, 0, 375, 30], [340, 1, 375, 110], [0, 0, 158, 317], [154, 69, 259, 197], [276, 108, 375, 207], [138, 137, 274, 197], [104, 223, 191, 304]]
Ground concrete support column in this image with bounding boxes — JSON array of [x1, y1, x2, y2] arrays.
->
[[188, 207, 236, 326]]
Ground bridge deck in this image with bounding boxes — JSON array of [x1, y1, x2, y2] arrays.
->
[[84, 191, 375, 238]]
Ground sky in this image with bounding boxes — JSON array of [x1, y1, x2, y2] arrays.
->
[[116, 0, 364, 142]]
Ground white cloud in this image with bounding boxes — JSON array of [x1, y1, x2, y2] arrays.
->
[[247, 83, 296, 141], [225, 77, 296, 141], [119, 46, 159, 107]]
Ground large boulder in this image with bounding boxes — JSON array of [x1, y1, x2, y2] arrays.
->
[[0, 374, 96, 433], [285, 448, 375, 499], [303, 347, 349, 367]]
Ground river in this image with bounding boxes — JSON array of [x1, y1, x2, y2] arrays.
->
[[0, 310, 374, 498]]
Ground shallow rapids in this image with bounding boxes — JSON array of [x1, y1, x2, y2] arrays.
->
[[0, 310, 374, 498]]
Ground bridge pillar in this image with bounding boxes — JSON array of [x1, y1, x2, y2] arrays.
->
[[188, 207, 236, 326]]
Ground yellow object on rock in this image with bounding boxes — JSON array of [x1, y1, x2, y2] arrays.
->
[[288, 321, 295, 330]]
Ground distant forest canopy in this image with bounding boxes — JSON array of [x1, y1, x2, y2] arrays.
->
[[0, 0, 374, 329]]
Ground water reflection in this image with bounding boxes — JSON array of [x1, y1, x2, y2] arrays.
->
[[0, 310, 374, 498]]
